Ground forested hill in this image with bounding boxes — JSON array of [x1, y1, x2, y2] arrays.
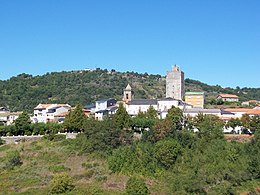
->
[[0, 69, 259, 112]]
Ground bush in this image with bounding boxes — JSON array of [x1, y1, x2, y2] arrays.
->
[[49, 173, 75, 194], [5, 150, 22, 169], [126, 176, 150, 195], [108, 142, 159, 176], [0, 138, 5, 145], [154, 139, 182, 169]]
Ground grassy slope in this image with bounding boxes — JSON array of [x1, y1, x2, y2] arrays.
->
[[0, 138, 260, 194], [0, 139, 129, 194], [0, 137, 168, 195]]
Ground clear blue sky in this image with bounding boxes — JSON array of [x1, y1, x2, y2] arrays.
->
[[0, 0, 259, 88]]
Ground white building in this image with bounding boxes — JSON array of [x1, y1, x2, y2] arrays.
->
[[0, 112, 22, 126], [95, 106, 118, 120], [217, 94, 239, 102], [95, 98, 117, 111], [184, 108, 222, 118], [85, 98, 118, 120], [158, 98, 181, 112], [32, 104, 71, 123], [125, 99, 158, 116], [125, 98, 192, 119], [0, 107, 10, 113]]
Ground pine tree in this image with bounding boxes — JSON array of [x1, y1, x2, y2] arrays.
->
[[113, 103, 131, 129], [165, 106, 184, 131], [15, 112, 31, 135], [63, 104, 86, 132], [146, 105, 158, 120]]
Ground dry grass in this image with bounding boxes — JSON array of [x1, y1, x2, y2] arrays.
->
[[0, 139, 128, 194]]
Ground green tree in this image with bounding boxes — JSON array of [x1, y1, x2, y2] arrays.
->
[[113, 103, 131, 129], [131, 109, 156, 133], [165, 106, 183, 131], [226, 118, 241, 129], [241, 114, 251, 129], [126, 176, 150, 195], [63, 104, 86, 132], [146, 105, 158, 120], [195, 114, 224, 142], [82, 119, 122, 153], [15, 112, 31, 135], [145, 119, 173, 142], [154, 139, 182, 169]]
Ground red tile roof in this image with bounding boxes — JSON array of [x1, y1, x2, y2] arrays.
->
[[224, 108, 253, 113], [245, 109, 260, 115], [34, 104, 53, 109], [218, 94, 238, 98]]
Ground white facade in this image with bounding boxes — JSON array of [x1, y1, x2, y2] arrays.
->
[[0, 112, 21, 126], [95, 99, 117, 112], [222, 109, 250, 119], [33, 104, 71, 123], [126, 104, 157, 116], [94, 106, 118, 120], [217, 94, 239, 102], [96, 101, 107, 111], [184, 108, 222, 118], [125, 98, 191, 119], [157, 99, 180, 112]]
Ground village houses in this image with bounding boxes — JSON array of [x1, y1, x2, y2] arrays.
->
[[217, 94, 239, 102], [0, 107, 21, 126], [32, 104, 71, 123]]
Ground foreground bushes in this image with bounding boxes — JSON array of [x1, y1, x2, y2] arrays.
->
[[49, 173, 75, 194], [126, 176, 150, 195], [5, 150, 22, 170], [108, 139, 182, 176]]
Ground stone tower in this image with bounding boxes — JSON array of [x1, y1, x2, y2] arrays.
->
[[166, 65, 184, 100], [123, 84, 132, 103]]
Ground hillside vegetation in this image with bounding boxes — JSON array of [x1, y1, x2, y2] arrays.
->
[[0, 69, 259, 112], [1, 106, 260, 194]]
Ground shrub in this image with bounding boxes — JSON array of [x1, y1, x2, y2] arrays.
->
[[126, 176, 149, 195], [108, 142, 159, 176], [84, 169, 95, 179], [0, 138, 5, 145], [49, 173, 75, 194], [5, 150, 22, 169], [154, 139, 182, 169]]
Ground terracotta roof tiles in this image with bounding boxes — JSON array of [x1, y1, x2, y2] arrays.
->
[[218, 94, 238, 98]]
